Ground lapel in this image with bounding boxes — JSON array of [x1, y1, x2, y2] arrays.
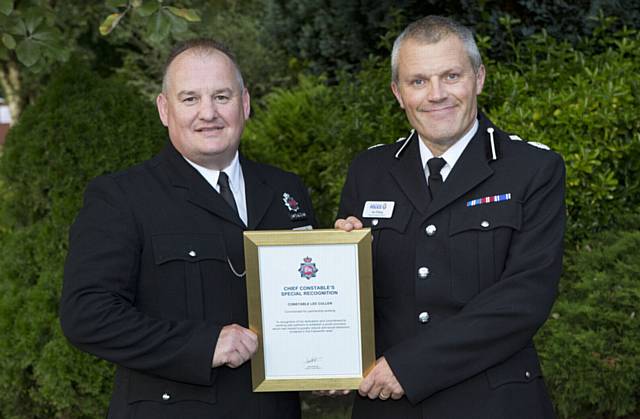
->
[[389, 131, 432, 216], [424, 115, 494, 219], [240, 156, 275, 229], [159, 143, 246, 228]]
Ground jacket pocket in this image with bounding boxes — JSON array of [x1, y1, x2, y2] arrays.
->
[[486, 346, 542, 389], [449, 199, 522, 302], [151, 233, 228, 320], [126, 369, 217, 405]]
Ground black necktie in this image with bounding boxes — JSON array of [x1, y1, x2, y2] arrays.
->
[[427, 157, 446, 199], [217, 171, 239, 215]]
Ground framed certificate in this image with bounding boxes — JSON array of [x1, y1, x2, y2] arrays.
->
[[243, 228, 375, 391]]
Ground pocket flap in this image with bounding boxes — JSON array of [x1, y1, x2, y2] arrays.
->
[[486, 346, 542, 389], [450, 199, 522, 236], [152, 233, 227, 264]]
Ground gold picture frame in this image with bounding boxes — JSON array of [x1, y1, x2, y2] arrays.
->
[[243, 228, 375, 392]]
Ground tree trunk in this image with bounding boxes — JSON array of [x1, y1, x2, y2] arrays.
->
[[0, 59, 22, 125]]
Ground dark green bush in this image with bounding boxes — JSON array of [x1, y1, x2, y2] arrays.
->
[[0, 59, 165, 418], [484, 23, 640, 242], [536, 224, 640, 418]]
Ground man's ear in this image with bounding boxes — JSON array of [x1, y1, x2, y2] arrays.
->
[[156, 93, 169, 127], [475, 64, 486, 95], [391, 82, 405, 109], [242, 88, 251, 120]]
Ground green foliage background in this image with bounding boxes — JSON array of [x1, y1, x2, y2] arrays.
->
[[0, 7, 639, 419], [0, 59, 165, 418]]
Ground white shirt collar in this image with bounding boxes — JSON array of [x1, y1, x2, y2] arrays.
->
[[182, 152, 248, 225], [419, 118, 479, 182]]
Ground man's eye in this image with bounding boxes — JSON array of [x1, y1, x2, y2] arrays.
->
[[446, 73, 460, 81], [411, 79, 425, 86], [182, 97, 197, 104], [214, 95, 230, 104]]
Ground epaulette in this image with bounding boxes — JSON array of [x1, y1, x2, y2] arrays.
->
[[394, 129, 416, 159], [367, 144, 385, 150], [509, 134, 551, 150]]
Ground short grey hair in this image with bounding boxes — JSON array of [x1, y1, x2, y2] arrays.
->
[[161, 38, 244, 93], [391, 15, 482, 83]]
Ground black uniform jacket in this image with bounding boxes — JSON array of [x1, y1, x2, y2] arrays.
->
[[60, 143, 316, 419], [338, 114, 565, 419]]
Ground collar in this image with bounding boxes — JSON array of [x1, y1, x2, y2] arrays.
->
[[183, 151, 243, 194], [419, 118, 478, 182]]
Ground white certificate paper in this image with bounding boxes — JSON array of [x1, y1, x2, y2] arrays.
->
[[258, 244, 362, 379]]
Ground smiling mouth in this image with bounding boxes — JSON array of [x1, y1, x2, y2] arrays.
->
[[424, 105, 456, 113], [195, 126, 224, 133]]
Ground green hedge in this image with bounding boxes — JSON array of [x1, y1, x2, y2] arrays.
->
[[536, 223, 640, 418], [0, 59, 165, 418]]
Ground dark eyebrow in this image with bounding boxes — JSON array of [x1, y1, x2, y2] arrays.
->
[[177, 90, 198, 98], [212, 88, 234, 96]]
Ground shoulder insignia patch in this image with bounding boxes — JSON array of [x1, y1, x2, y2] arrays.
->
[[368, 144, 385, 150], [527, 141, 551, 150], [510, 134, 550, 150]]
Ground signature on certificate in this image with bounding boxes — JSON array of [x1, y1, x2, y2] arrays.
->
[[304, 356, 323, 369]]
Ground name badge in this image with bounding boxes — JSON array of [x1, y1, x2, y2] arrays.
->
[[362, 201, 395, 218]]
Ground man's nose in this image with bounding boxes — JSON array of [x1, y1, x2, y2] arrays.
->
[[198, 97, 218, 120], [427, 79, 446, 102]]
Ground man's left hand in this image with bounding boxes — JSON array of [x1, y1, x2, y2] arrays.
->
[[358, 356, 404, 400]]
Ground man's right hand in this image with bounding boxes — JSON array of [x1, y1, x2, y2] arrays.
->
[[212, 324, 258, 368], [334, 216, 363, 231]]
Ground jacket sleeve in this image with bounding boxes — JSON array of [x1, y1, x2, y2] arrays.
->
[[384, 152, 565, 404], [60, 175, 221, 386]]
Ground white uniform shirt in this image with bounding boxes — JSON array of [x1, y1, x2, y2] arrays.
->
[[184, 152, 248, 226], [419, 119, 479, 184]]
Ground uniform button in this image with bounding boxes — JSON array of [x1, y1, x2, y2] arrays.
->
[[425, 224, 437, 236], [417, 267, 430, 279], [162, 393, 171, 401], [480, 220, 490, 228], [188, 250, 196, 257], [525, 371, 531, 379], [418, 311, 430, 323], [371, 219, 379, 226]]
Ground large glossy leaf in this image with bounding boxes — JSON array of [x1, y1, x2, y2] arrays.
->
[[2, 33, 16, 49], [15, 38, 41, 66], [99, 12, 124, 36], [22, 7, 45, 34], [166, 7, 200, 22], [136, 0, 158, 17], [31, 28, 57, 42], [166, 11, 188, 34], [147, 10, 170, 43], [105, 0, 127, 7], [0, 0, 13, 16]]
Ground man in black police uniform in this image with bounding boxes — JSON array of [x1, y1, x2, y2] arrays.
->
[[336, 15, 564, 419], [60, 39, 315, 418]]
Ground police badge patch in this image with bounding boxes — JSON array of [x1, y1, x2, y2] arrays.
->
[[298, 256, 318, 280], [282, 192, 307, 221]]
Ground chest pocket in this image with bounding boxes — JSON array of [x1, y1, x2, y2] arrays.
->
[[363, 203, 413, 298], [448, 199, 522, 302], [152, 233, 228, 321]]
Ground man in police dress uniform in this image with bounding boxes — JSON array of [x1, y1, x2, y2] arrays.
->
[[336, 16, 564, 419], [60, 39, 315, 418]]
